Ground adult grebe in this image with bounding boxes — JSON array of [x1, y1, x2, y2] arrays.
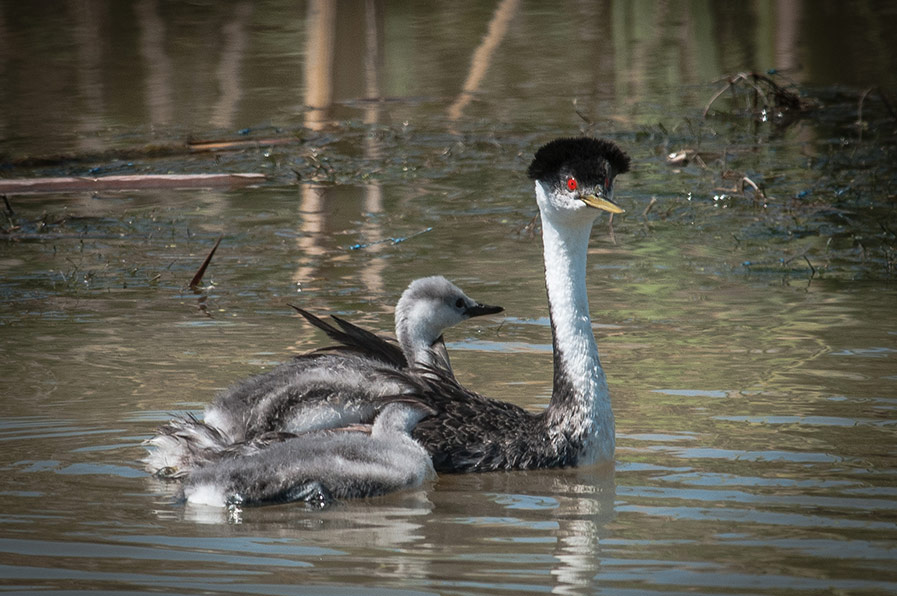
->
[[402, 137, 630, 472], [182, 400, 436, 507], [144, 277, 501, 477]]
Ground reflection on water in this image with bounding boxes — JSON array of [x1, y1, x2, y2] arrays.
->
[[2, 1, 895, 157], [1, 1, 897, 595]]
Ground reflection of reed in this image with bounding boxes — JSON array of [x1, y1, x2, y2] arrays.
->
[[447, 0, 519, 121], [304, 0, 336, 131], [295, 0, 336, 289], [71, 0, 105, 151], [361, 181, 387, 297], [361, 0, 385, 298], [295, 0, 387, 298], [135, 0, 174, 128], [363, 0, 382, 132], [774, 0, 801, 75], [293, 184, 327, 288], [0, 9, 6, 143], [211, 2, 252, 130]]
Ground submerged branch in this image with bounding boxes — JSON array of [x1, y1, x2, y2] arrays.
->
[[0, 173, 265, 195], [703, 71, 813, 119], [3, 134, 303, 170]]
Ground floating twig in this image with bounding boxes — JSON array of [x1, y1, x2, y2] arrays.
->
[[703, 80, 735, 118], [740, 175, 766, 199], [857, 87, 875, 142], [857, 86, 897, 141], [666, 149, 709, 169], [859, 86, 897, 121], [803, 255, 816, 278], [858, 86, 875, 126], [642, 197, 657, 217], [573, 98, 593, 125], [784, 253, 817, 279], [515, 214, 539, 240], [666, 150, 695, 166], [740, 176, 760, 194], [189, 235, 223, 290]]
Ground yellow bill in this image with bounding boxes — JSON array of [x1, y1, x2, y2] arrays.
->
[[581, 194, 624, 214]]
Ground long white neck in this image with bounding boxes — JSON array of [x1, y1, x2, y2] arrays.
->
[[536, 183, 615, 464]]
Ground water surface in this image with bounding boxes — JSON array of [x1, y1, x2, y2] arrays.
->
[[1, 1, 896, 594]]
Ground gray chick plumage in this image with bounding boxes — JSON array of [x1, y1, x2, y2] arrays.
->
[[182, 400, 436, 507]]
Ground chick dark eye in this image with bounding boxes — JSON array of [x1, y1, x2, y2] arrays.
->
[[566, 177, 578, 192], [455, 298, 465, 309]]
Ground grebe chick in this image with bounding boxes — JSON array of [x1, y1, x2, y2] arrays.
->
[[399, 137, 630, 472], [182, 400, 436, 508], [293, 275, 503, 374], [144, 277, 501, 477], [203, 276, 500, 441]]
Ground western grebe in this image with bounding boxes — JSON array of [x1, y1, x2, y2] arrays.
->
[[401, 137, 630, 472]]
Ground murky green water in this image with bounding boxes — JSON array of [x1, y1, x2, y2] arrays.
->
[[1, 1, 896, 594]]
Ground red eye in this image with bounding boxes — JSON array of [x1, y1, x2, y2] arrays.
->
[[604, 177, 610, 189], [566, 177, 578, 192]]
